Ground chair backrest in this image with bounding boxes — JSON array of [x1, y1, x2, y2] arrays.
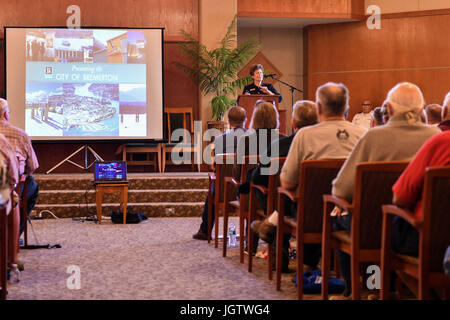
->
[[266, 157, 287, 214], [353, 161, 409, 250], [237, 155, 260, 212], [421, 166, 450, 273], [298, 159, 346, 233], [215, 153, 237, 204], [164, 107, 194, 143]]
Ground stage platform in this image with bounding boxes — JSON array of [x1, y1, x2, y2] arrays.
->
[[33, 172, 209, 219]]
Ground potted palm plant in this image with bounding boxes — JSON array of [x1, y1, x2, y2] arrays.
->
[[174, 15, 260, 131]]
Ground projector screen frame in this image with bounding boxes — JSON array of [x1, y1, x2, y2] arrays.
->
[[4, 26, 167, 144]]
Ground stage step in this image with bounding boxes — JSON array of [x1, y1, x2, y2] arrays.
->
[[33, 173, 210, 219]]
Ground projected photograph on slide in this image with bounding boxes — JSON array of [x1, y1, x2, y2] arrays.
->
[[119, 84, 146, 136], [26, 29, 93, 63], [26, 82, 120, 137], [7, 27, 163, 141], [93, 30, 146, 64]]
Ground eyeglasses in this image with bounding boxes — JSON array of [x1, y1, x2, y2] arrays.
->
[[362, 104, 371, 107]]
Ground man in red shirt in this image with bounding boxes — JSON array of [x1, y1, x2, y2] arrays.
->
[[392, 130, 450, 256]]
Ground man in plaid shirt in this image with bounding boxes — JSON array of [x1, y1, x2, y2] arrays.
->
[[0, 132, 21, 267], [0, 98, 39, 237]]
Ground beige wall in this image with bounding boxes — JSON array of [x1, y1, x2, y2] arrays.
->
[[237, 27, 304, 134], [365, 0, 450, 13], [199, 0, 237, 131]]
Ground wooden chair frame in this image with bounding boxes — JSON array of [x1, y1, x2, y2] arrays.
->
[[0, 202, 8, 300], [162, 107, 201, 173], [381, 166, 450, 300], [122, 143, 162, 173], [321, 161, 409, 300], [248, 157, 287, 280], [206, 153, 236, 246], [276, 159, 345, 299], [222, 155, 259, 269]]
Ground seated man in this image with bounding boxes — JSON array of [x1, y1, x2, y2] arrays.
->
[[352, 100, 373, 129], [331, 82, 441, 299], [438, 92, 450, 131], [0, 98, 39, 238], [391, 130, 450, 257], [253, 82, 366, 271], [250, 100, 318, 271], [193, 106, 246, 240], [425, 104, 442, 126], [0, 133, 21, 278]]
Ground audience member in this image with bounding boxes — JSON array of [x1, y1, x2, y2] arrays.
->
[[0, 98, 40, 237], [352, 100, 373, 129], [331, 82, 441, 299], [425, 104, 442, 125], [253, 82, 366, 272], [391, 130, 450, 256], [193, 106, 247, 240], [438, 92, 450, 131], [0, 133, 20, 272], [250, 100, 318, 271], [370, 106, 384, 127], [236, 101, 281, 255], [380, 100, 390, 124]]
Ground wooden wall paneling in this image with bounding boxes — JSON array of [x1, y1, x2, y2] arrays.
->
[[308, 68, 450, 121], [306, 12, 450, 121], [0, 0, 198, 40], [238, 0, 358, 18], [307, 14, 450, 72]]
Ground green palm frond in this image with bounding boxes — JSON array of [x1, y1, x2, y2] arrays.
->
[[173, 15, 261, 120]]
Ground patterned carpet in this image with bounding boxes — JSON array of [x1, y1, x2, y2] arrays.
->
[[6, 217, 313, 300]]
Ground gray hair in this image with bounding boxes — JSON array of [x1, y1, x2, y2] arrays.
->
[[443, 92, 450, 107], [0, 98, 9, 119], [292, 100, 318, 129], [386, 82, 424, 115], [315, 82, 349, 117]]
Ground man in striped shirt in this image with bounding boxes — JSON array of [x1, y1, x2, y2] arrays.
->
[[0, 98, 39, 237]]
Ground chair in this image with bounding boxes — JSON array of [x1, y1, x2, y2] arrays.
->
[[321, 161, 409, 300], [222, 155, 259, 269], [276, 159, 345, 298], [248, 157, 287, 280], [15, 174, 28, 246], [121, 143, 162, 173], [0, 203, 8, 300], [381, 166, 450, 300], [162, 107, 201, 172], [207, 153, 237, 246]]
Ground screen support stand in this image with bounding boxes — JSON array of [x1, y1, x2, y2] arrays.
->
[[46, 145, 104, 174]]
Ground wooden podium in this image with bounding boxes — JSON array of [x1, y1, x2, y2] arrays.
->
[[236, 94, 286, 134]]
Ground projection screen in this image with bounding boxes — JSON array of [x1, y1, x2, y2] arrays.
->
[[5, 27, 164, 141]]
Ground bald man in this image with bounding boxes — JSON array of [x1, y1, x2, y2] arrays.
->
[[438, 92, 450, 131], [351, 99, 373, 129], [331, 82, 441, 299]]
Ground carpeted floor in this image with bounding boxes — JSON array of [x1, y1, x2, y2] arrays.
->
[[7, 217, 315, 300]]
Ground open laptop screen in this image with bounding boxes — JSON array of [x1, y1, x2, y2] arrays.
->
[[94, 161, 127, 182]]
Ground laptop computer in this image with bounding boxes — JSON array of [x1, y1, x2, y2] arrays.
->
[[93, 161, 128, 184]]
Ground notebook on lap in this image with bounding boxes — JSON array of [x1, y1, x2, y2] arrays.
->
[[94, 161, 128, 184]]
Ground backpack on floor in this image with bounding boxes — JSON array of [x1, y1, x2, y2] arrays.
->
[[111, 210, 148, 224], [294, 269, 346, 294]]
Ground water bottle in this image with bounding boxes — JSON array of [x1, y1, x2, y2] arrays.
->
[[228, 224, 237, 247], [9, 263, 20, 284]]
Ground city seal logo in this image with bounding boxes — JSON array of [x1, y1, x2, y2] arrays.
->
[[44, 66, 53, 79], [336, 129, 349, 140]]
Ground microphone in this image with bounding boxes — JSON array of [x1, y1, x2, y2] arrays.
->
[[263, 73, 276, 78]]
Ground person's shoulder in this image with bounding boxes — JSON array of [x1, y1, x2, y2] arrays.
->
[[426, 130, 450, 147]]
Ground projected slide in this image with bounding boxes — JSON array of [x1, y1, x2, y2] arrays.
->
[[24, 29, 147, 137]]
